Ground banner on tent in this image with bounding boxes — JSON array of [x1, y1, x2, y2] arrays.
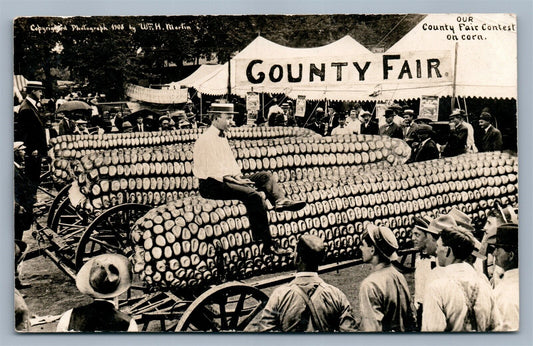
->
[[295, 95, 306, 117], [419, 95, 440, 121], [235, 51, 453, 89], [125, 84, 188, 104]]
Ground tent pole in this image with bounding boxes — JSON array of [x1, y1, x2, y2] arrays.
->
[[227, 60, 231, 100], [262, 92, 265, 124], [451, 42, 459, 110]]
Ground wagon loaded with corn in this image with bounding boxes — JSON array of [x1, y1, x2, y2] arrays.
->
[[37, 126, 518, 331]]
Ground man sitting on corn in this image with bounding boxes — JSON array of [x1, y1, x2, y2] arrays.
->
[[193, 103, 306, 256]]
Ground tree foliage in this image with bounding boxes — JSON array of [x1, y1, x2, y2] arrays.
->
[[14, 15, 425, 100]]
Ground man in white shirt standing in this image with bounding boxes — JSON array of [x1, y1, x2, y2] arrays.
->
[[345, 109, 360, 135], [488, 223, 519, 331], [193, 103, 306, 255], [422, 226, 498, 332]]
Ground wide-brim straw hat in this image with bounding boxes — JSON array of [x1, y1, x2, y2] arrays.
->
[[427, 215, 457, 235], [447, 208, 475, 232], [76, 254, 132, 299]]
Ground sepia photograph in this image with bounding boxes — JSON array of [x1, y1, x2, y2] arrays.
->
[[12, 13, 518, 334]]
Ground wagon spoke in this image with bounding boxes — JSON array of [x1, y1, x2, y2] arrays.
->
[[229, 292, 247, 329]]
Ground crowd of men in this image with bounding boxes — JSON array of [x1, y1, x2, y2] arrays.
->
[[14, 84, 515, 332], [296, 103, 504, 163]]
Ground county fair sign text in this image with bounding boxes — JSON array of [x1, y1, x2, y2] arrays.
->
[[236, 51, 452, 89]]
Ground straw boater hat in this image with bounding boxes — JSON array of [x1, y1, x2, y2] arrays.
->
[[76, 254, 132, 299], [366, 224, 399, 261], [25, 81, 45, 91], [403, 109, 415, 116], [209, 103, 237, 114], [13, 141, 26, 151]]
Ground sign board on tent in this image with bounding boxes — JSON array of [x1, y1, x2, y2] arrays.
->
[[419, 95, 439, 121], [125, 84, 188, 104], [295, 95, 306, 117], [246, 91, 260, 116], [235, 51, 453, 95]]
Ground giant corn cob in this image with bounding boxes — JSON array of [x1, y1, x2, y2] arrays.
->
[[72, 134, 411, 213], [131, 151, 517, 291], [51, 126, 316, 186]]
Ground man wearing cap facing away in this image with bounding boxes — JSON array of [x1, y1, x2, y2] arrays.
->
[[193, 103, 306, 256], [379, 109, 404, 139], [258, 234, 356, 332], [488, 223, 519, 331], [359, 224, 416, 332], [15, 81, 48, 207], [478, 112, 503, 152], [56, 254, 138, 332], [422, 226, 497, 332]]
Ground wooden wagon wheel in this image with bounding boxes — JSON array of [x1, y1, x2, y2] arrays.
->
[[49, 196, 90, 237], [46, 184, 71, 228], [75, 203, 151, 270], [175, 282, 269, 332]]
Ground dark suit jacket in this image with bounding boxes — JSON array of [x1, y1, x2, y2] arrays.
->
[[411, 139, 439, 162], [16, 98, 47, 155], [325, 113, 340, 135], [443, 123, 468, 157], [58, 118, 75, 136], [360, 120, 379, 135], [134, 124, 146, 132], [402, 122, 420, 145], [307, 122, 326, 136], [379, 122, 404, 139], [480, 126, 503, 152]]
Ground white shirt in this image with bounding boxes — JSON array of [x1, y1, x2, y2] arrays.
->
[[268, 104, 283, 116], [422, 262, 497, 332], [331, 125, 353, 136], [193, 126, 242, 182], [414, 254, 437, 307], [345, 118, 360, 134], [464, 122, 478, 153], [493, 268, 519, 331]]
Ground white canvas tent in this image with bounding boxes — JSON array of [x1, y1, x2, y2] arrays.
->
[[387, 13, 516, 100], [194, 35, 379, 101], [167, 64, 222, 89], [192, 15, 516, 102]]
